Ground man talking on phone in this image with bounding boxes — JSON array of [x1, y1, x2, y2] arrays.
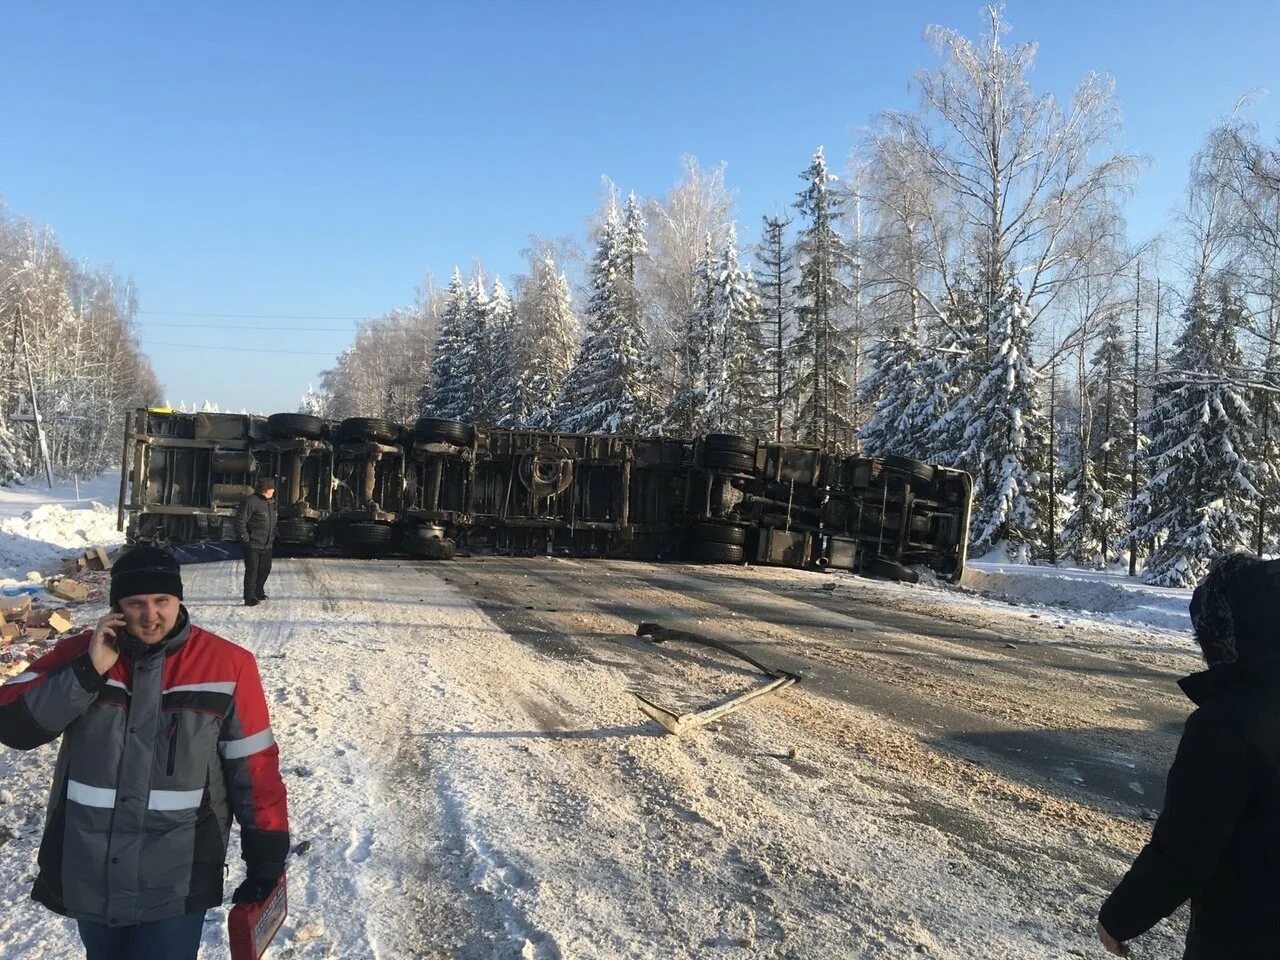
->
[[0, 546, 289, 960]]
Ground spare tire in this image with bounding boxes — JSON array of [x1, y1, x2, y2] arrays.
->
[[338, 417, 400, 444], [705, 433, 756, 456], [267, 413, 324, 440], [413, 417, 474, 445], [869, 556, 920, 584], [705, 449, 757, 474], [407, 538, 456, 561], [690, 541, 745, 564], [883, 454, 935, 485], [276, 519, 317, 543], [689, 522, 748, 546], [338, 522, 393, 552]]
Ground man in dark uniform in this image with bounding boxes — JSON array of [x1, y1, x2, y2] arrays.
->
[[233, 478, 277, 607]]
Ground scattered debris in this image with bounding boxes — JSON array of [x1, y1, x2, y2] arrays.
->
[[47, 577, 90, 602], [630, 622, 801, 738]]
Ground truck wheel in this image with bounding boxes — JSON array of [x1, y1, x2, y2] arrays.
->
[[690, 541, 745, 564], [408, 538, 456, 560], [413, 417, 474, 445], [338, 417, 400, 444], [339, 522, 392, 555], [276, 519, 316, 543], [705, 450, 756, 474], [883, 454, 935, 485], [869, 556, 920, 584], [705, 434, 756, 456], [267, 413, 324, 440], [689, 522, 748, 546]]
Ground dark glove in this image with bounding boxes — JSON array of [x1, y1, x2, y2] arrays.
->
[[232, 863, 284, 904]]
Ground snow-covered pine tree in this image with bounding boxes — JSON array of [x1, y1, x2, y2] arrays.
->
[[485, 278, 518, 426], [0, 418, 24, 486], [298, 384, 327, 417], [1256, 348, 1280, 553], [947, 265, 1050, 560], [517, 251, 579, 428], [452, 272, 491, 423], [555, 193, 658, 434], [1132, 281, 1260, 586], [919, 281, 985, 465], [856, 316, 928, 457], [755, 214, 795, 441], [704, 225, 767, 436], [792, 147, 856, 451], [663, 234, 716, 437], [423, 269, 468, 419]]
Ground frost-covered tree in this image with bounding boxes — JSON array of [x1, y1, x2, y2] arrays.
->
[[1131, 282, 1260, 586], [514, 248, 579, 428], [856, 317, 930, 457], [755, 214, 795, 441], [663, 234, 716, 437], [919, 281, 986, 464], [422, 269, 469, 420], [793, 147, 856, 450], [704, 225, 767, 435], [0, 419, 25, 486], [298, 384, 328, 417], [485, 278, 518, 426], [452, 273, 492, 423], [555, 193, 658, 434], [943, 266, 1049, 559]]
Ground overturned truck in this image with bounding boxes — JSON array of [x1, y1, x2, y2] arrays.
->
[[118, 409, 972, 582]]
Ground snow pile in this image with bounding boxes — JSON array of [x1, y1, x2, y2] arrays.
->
[[0, 475, 124, 585], [962, 559, 1192, 632]]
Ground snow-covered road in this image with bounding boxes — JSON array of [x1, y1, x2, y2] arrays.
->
[[0, 555, 1194, 958]]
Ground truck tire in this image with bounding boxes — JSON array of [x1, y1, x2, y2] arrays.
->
[[883, 454, 935, 485], [407, 538, 456, 560], [267, 413, 324, 440], [339, 522, 393, 554], [705, 434, 756, 456], [690, 541, 745, 564], [705, 449, 756, 474], [689, 522, 748, 546], [276, 519, 316, 543], [869, 556, 920, 584], [413, 417, 473, 445], [338, 417, 399, 444]]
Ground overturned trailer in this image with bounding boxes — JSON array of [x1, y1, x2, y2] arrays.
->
[[119, 409, 972, 582]]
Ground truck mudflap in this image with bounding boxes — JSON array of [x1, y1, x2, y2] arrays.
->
[[630, 622, 801, 737]]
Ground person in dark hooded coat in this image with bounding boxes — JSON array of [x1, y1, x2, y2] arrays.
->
[[1098, 553, 1280, 958]]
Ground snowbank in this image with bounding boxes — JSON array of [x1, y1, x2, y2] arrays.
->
[[962, 559, 1192, 632], [0, 475, 124, 585]]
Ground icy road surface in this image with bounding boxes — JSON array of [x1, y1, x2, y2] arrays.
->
[[0, 556, 1197, 958]]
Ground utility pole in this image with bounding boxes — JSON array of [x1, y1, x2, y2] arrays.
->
[[15, 303, 54, 489]]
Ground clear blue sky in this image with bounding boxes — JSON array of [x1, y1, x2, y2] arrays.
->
[[3, 1, 1278, 414]]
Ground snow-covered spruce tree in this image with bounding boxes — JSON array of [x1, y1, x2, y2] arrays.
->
[[555, 193, 658, 434], [919, 281, 986, 465], [1256, 349, 1280, 553], [485, 278, 518, 426], [514, 250, 579, 429], [704, 225, 768, 436], [0, 418, 24, 486], [423, 268, 468, 419], [792, 147, 856, 451], [946, 266, 1050, 560], [755, 214, 795, 441], [662, 234, 716, 437], [856, 316, 930, 458], [1132, 282, 1260, 586], [1062, 314, 1131, 565], [297, 384, 327, 417]]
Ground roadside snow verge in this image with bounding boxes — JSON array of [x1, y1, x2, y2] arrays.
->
[[961, 560, 1192, 632]]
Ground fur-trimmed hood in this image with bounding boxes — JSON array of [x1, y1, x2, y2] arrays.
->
[[1189, 553, 1280, 667]]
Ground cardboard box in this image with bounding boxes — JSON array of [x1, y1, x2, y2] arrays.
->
[[1, 595, 32, 622], [21, 626, 51, 642], [47, 578, 89, 602], [47, 610, 73, 634], [92, 546, 112, 570], [0, 622, 19, 643]]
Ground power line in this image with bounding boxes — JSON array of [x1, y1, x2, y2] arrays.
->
[[139, 321, 358, 331], [142, 340, 339, 356], [137, 309, 376, 321]]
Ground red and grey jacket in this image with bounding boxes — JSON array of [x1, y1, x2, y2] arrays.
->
[[0, 610, 288, 926]]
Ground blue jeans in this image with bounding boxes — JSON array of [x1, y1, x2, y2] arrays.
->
[[77, 913, 206, 960]]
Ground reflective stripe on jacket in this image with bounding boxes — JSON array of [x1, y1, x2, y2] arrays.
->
[[0, 614, 289, 926]]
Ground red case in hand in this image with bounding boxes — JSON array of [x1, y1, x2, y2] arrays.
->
[[228, 873, 288, 960]]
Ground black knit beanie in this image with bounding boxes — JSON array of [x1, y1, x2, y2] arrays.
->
[[109, 546, 184, 606], [1189, 553, 1280, 667]]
